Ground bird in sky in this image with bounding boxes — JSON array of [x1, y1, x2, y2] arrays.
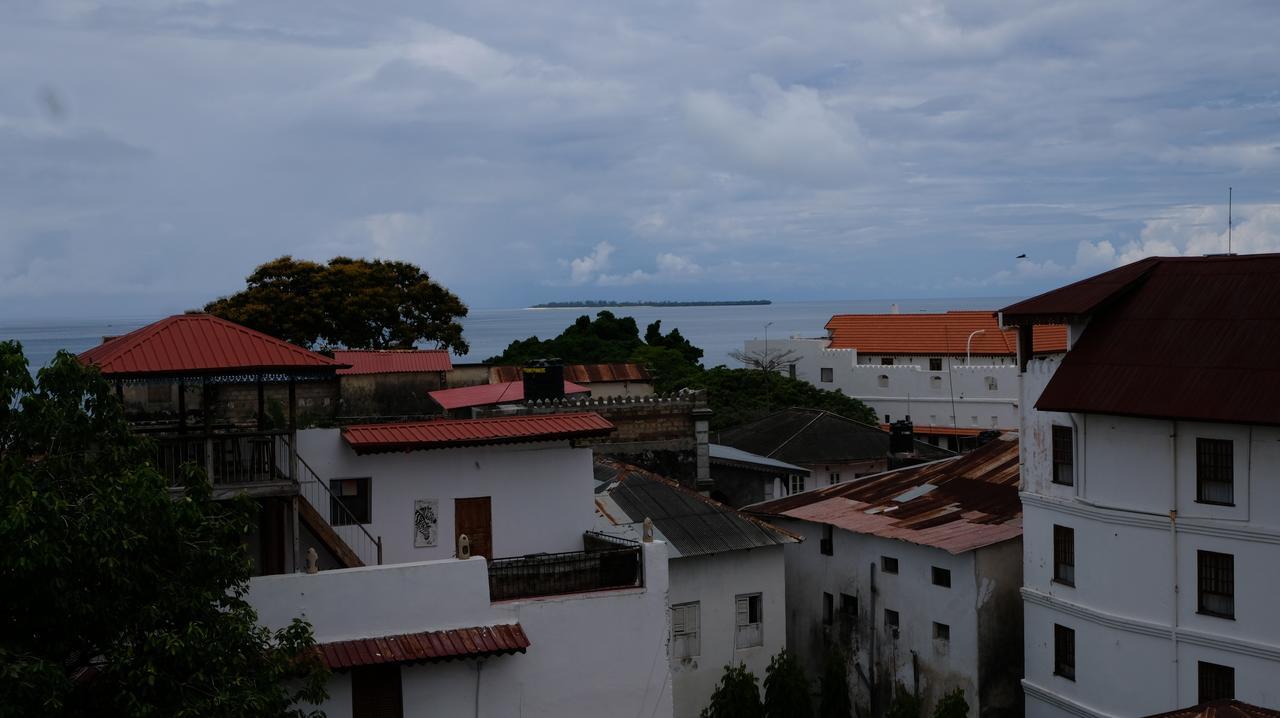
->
[[1015, 254, 1027, 259]]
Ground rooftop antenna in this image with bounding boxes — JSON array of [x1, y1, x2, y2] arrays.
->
[[1228, 187, 1233, 254]]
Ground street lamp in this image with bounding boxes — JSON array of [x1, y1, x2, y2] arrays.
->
[[966, 329, 986, 366], [764, 322, 774, 371]]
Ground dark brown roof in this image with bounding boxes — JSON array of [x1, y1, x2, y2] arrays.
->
[[715, 408, 953, 466], [1010, 254, 1280, 425], [746, 434, 1021, 554], [316, 624, 529, 670], [490, 363, 652, 384], [1000, 257, 1162, 324], [1145, 700, 1280, 718]]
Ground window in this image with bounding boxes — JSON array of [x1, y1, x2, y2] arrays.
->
[[1053, 525, 1075, 586], [330, 477, 371, 525], [884, 609, 899, 638], [789, 475, 806, 495], [1197, 551, 1234, 618], [1196, 438, 1234, 505], [1052, 425, 1074, 486], [881, 556, 898, 574], [1198, 661, 1235, 702], [820, 367, 834, 383], [881, 357, 895, 366], [823, 593, 834, 626], [933, 622, 950, 642], [929, 357, 943, 371], [820, 524, 834, 556], [352, 664, 403, 718], [1053, 624, 1075, 681], [735, 594, 763, 649], [829, 471, 841, 484], [840, 593, 857, 619], [146, 383, 172, 403], [671, 602, 700, 659], [877, 374, 889, 388], [932, 566, 951, 588], [985, 376, 998, 391]]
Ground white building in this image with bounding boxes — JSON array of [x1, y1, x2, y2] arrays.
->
[[1002, 254, 1280, 716], [743, 311, 1065, 450], [593, 457, 799, 717], [747, 434, 1024, 717]]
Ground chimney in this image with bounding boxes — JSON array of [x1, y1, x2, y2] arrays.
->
[[522, 359, 565, 401], [889, 417, 915, 455]]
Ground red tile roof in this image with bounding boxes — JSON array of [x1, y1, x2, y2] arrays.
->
[[77, 314, 343, 377], [1145, 701, 1280, 718], [342, 412, 614, 454], [747, 434, 1021, 554], [824, 310, 1066, 355], [429, 380, 590, 411], [316, 624, 529, 670], [334, 349, 453, 375], [490, 363, 652, 384], [1005, 254, 1280, 425]]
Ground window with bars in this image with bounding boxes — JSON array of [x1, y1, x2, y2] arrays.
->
[[330, 477, 372, 525], [1196, 438, 1234, 505], [1197, 551, 1234, 619], [1053, 525, 1075, 586], [1198, 661, 1234, 703], [823, 592, 834, 626], [884, 609, 899, 639], [929, 357, 943, 371], [881, 556, 898, 574], [820, 367, 834, 383], [932, 566, 951, 588], [1053, 624, 1075, 681], [352, 664, 403, 718], [789, 475, 806, 495], [1052, 426, 1074, 486], [735, 593, 763, 649], [840, 593, 857, 618], [671, 602, 700, 659], [820, 524, 834, 556]]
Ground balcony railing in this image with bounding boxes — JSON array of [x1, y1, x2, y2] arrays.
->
[[150, 430, 291, 487], [488, 531, 643, 601]]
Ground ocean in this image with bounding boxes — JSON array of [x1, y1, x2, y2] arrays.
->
[[1, 297, 1016, 372]]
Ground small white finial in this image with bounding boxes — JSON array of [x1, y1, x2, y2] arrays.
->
[[642, 517, 654, 543], [305, 547, 319, 574]]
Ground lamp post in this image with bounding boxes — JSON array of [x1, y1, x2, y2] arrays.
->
[[966, 329, 986, 366], [764, 322, 775, 409], [764, 321, 774, 370]]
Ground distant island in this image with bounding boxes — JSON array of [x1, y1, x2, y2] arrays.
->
[[531, 299, 771, 309]]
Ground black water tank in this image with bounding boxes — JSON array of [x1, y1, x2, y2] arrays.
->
[[522, 359, 565, 401], [889, 418, 915, 455]]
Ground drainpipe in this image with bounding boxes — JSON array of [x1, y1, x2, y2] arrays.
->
[[869, 562, 878, 715], [1169, 422, 1180, 708], [474, 659, 485, 718]]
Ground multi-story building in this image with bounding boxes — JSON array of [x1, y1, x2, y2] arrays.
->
[[743, 311, 1065, 450], [1002, 254, 1280, 716]]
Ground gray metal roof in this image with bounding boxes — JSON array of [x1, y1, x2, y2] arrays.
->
[[594, 457, 800, 558], [708, 444, 811, 474]]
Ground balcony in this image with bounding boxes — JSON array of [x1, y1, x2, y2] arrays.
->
[[145, 429, 296, 496], [488, 532, 643, 601]]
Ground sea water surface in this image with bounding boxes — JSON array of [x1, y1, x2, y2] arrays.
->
[[1, 298, 1017, 372]]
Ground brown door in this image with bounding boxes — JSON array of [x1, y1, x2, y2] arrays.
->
[[259, 498, 286, 576], [455, 496, 492, 559], [351, 665, 403, 718]]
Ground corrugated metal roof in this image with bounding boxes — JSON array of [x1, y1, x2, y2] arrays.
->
[[316, 624, 529, 669], [490, 363, 652, 384], [746, 434, 1021, 554], [334, 349, 453, 375], [77, 314, 343, 377], [1145, 701, 1280, 718], [428, 380, 591, 410], [824, 310, 1066, 355], [879, 423, 996, 437], [715, 408, 953, 466], [342, 412, 614, 454], [1000, 256, 1162, 324], [708, 444, 811, 474], [1016, 254, 1280, 425], [594, 457, 799, 558]]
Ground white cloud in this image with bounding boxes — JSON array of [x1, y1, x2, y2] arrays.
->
[[565, 241, 615, 285]]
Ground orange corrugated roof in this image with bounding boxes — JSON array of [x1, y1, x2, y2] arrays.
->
[[342, 412, 614, 453], [334, 349, 453, 375], [824, 310, 1066, 355]]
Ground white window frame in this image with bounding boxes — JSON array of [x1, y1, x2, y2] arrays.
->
[[819, 367, 834, 383], [735, 593, 763, 649], [671, 602, 700, 659], [789, 475, 805, 495]]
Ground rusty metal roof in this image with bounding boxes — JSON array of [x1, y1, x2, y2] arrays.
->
[[428, 380, 591, 411], [77, 314, 343, 377], [490, 363, 652, 384], [316, 624, 529, 670], [594, 457, 800, 558], [1145, 701, 1280, 718], [342, 412, 614, 454], [1009, 254, 1280, 425], [1000, 256, 1162, 324], [746, 434, 1021, 554], [824, 310, 1066, 355], [334, 349, 453, 375]]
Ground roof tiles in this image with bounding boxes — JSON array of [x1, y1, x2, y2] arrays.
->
[[824, 310, 1066, 355], [342, 412, 614, 454], [316, 624, 529, 670], [429, 380, 590, 410], [334, 349, 453, 375]]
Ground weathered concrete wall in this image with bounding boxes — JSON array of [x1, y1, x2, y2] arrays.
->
[[975, 538, 1024, 718], [338, 373, 444, 419]]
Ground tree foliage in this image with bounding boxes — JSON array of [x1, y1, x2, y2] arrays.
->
[[0, 343, 328, 718], [701, 663, 764, 718], [687, 368, 878, 431], [486, 311, 703, 369], [931, 688, 968, 718], [818, 647, 852, 718], [763, 649, 812, 718], [886, 683, 922, 718], [206, 255, 469, 354]]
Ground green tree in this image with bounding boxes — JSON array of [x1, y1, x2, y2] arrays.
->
[[643, 320, 704, 365], [206, 255, 470, 354], [886, 683, 922, 718], [686, 368, 878, 430], [818, 647, 852, 718], [701, 663, 764, 718], [931, 688, 968, 718], [763, 649, 812, 718], [487, 311, 647, 365], [0, 343, 328, 718]]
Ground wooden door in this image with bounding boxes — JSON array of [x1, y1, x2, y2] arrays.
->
[[454, 496, 492, 559], [258, 498, 286, 576], [351, 665, 403, 718]]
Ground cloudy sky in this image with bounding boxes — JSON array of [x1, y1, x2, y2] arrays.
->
[[4, 0, 1280, 317]]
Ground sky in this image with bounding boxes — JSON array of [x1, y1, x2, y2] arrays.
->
[[4, 0, 1280, 318]]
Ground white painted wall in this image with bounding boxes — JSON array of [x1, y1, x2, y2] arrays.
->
[[745, 338, 1021, 430], [296, 429, 597, 563], [1021, 354, 1280, 717], [668, 546, 787, 718], [249, 543, 674, 718]]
